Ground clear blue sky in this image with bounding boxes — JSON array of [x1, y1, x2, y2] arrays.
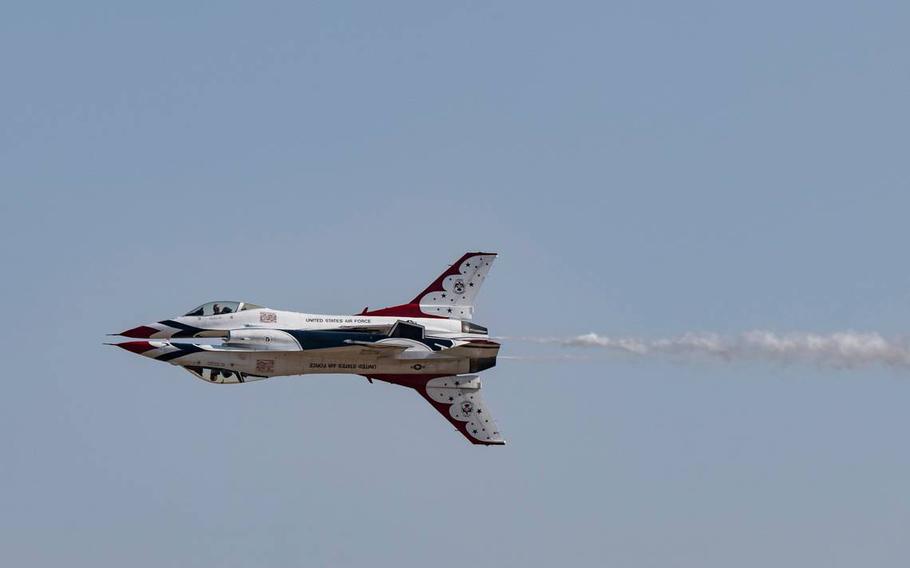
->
[[2, 2, 909, 566]]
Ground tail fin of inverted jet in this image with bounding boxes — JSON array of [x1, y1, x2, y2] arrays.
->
[[361, 252, 497, 320]]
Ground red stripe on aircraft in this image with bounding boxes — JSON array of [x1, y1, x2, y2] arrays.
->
[[115, 341, 155, 355], [360, 304, 445, 318], [120, 325, 159, 338]]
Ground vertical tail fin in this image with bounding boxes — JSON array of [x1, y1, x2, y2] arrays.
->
[[362, 252, 497, 320]]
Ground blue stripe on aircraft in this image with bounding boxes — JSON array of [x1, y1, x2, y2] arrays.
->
[[285, 330, 453, 351], [157, 343, 205, 362], [159, 319, 206, 337]]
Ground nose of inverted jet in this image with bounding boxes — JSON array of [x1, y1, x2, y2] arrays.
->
[[108, 341, 157, 356]]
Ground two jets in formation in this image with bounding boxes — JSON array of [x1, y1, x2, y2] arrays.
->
[[110, 252, 505, 445]]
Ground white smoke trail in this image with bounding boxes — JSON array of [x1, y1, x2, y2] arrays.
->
[[505, 331, 910, 369]]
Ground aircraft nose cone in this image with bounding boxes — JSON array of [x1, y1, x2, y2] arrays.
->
[[119, 325, 158, 338], [111, 341, 155, 355]]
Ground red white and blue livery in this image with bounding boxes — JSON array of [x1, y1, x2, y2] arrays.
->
[[110, 252, 505, 445]]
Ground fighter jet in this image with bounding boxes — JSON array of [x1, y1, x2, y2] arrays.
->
[[110, 252, 505, 445]]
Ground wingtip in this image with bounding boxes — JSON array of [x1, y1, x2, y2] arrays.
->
[[474, 437, 506, 446]]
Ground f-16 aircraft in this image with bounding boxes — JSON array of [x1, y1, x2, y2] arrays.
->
[[110, 252, 505, 445]]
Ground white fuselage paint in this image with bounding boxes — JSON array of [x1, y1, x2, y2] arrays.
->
[[133, 308, 498, 384], [152, 309, 468, 339]]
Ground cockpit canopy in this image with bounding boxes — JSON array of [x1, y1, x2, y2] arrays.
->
[[183, 301, 264, 317]]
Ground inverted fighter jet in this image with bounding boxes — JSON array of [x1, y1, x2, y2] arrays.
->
[[110, 252, 505, 445]]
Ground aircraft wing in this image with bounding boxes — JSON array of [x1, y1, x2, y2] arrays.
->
[[367, 374, 505, 445]]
